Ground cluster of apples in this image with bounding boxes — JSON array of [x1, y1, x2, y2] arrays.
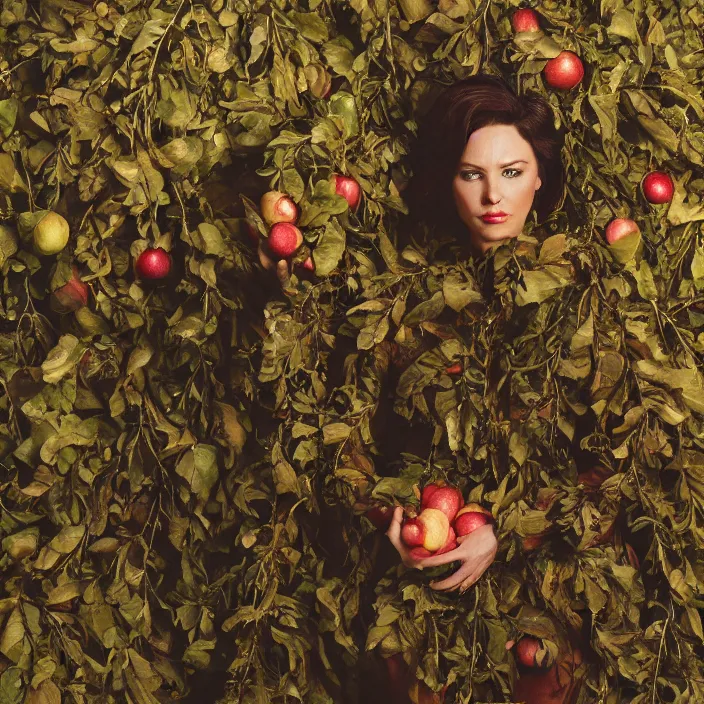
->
[[604, 171, 674, 246], [400, 483, 492, 559], [510, 9, 675, 245], [255, 174, 361, 271], [510, 9, 584, 91]]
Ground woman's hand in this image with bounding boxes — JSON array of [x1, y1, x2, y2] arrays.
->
[[258, 239, 290, 287], [386, 506, 498, 592]]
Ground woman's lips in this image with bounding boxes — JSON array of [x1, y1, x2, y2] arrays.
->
[[481, 214, 508, 223]]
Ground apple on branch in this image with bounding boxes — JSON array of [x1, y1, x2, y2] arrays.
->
[[543, 51, 584, 90], [51, 265, 89, 313], [333, 174, 361, 211], [260, 190, 298, 226], [135, 247, 172, 280], [604, 217, 640, 245], [511, 8, 540, 33], [641, 171, 674, 204]]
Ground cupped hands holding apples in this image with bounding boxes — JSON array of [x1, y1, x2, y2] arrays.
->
[[256, 173, 361, 285], [386, 482, 498, 593]]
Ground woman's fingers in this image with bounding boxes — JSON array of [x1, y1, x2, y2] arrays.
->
[[257, 240, 274, 270], [385, 507, 405, 551], [414, 545, 464, 568], [258, 241, 291, 284], [275, 259, 290, 285], [429, 561, 475, 591], [420, 524, 495, 568]]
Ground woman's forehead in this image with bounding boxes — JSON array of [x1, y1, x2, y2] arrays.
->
[[462, 125, 535, 161]]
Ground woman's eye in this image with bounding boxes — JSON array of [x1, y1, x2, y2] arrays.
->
[[459, 169, 522, 181]]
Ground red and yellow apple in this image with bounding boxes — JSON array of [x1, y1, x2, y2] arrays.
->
[[604, 217, 640, 245], [401, 508, 450, 552], [421, 484, 463, 522], [260, 190, 298, 225]]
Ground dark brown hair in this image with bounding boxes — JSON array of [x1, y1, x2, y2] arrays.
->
[[405, 73, 565, 236]]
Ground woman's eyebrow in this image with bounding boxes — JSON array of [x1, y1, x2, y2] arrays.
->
[[458, 159, 528, 170]]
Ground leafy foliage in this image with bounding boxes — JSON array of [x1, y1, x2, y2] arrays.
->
[[0, 1, 703, 703]]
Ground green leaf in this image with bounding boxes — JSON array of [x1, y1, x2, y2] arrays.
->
[[313, 219, 346, 276]]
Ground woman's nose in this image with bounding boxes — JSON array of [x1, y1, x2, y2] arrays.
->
[[483, 178, 502, 204]]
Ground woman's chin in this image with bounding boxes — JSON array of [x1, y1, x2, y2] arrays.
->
[[471, 229, 521, 253]]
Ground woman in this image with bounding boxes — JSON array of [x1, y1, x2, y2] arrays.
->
[[371, 74, 594, 704], [385, 72, 561, 589]]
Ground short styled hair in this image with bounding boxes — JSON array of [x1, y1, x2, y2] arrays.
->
[[405, 74, 565, 236]]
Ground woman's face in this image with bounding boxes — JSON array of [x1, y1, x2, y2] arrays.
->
[[452, 123, 542, 254]]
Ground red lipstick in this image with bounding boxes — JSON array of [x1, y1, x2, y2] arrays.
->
[[481, 211, 508, 223]]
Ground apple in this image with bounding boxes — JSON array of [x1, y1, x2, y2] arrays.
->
[[51, 265, 89, 313], [435, 526, 457, 555], [543, 51, 584, 90], [455, 502, 492, 519], [515, 637, 546, 669], [604, 217, 640, 245], [401, 518, 424, 547], [417, 509, 450, 551], [511, 8, 540, 33], [454, 503, 493, 537], [641, 171, 674, 204], [333, 174, 361, 211], [33, 211, 70, 255], [422, 485, 463, 522], [260, 190, 298, 225], [301, 256, 315, 272], [135, 247, 172, 279], [577, 465, 613, 490], [420, 483, 441, 508], [409, 546, 434, 560], [366, 505, 394, 530], [267, 223, 303, 259], [401, 509, 450, 552], [454, 511, 491, 537], [445, 363, 463, 374], [521, 534, 546, 551]]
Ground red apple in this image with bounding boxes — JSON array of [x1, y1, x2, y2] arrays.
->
[[641, 171, 674, 204], [511, 8, 540, 33], [135, 247, 172, 280], [334, 174, 361, 211], [51, 266, 89, 313], [543, 51, 584, 90], [301, 256, 315, 272], [577, 465, 613, 490], [604, 217, 640, 245], [456, 503, 492, 519], [260, 190, 298, 225], [445, 363, 463, 375], [522, 535, 546, 551], [267, 223, 303, 259], [515, 637, 545, 669], [454, 511, 491, 537], [513, 646, 581, 702], [401, 518, 424, 548], [422, 486, 463, 522], [409, 546, 434, 560], [420, 483, 441, 509], [366, 505, 394, 530], [435, 526, 457, 555]]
